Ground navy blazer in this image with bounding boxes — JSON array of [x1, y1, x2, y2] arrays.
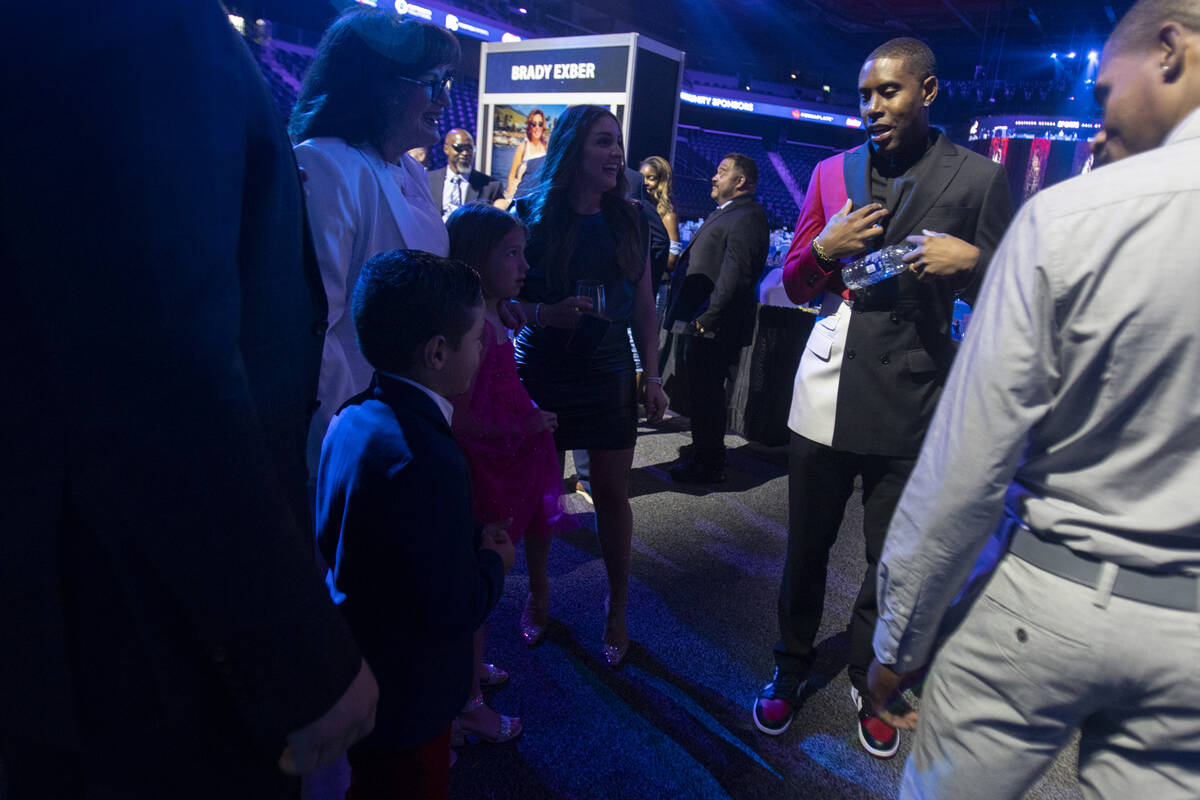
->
[[317, 374, 505, 749]]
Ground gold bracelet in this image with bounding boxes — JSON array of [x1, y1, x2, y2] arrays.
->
[[811, 237, 835, 265]]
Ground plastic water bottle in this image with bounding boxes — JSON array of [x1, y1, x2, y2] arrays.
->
[[841, 243, 915, 291]]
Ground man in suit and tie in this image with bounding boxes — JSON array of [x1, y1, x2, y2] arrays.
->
[[663, 153, 769, 484], [751, 38, 1012, 757], [428, 129, 504, 218]]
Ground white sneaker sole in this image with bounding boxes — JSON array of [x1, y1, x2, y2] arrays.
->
[[849, 686, 900, 759], [751, 679, 806, 736]]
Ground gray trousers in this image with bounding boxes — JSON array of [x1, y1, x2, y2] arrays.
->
[[902, 553, 1200, 800]]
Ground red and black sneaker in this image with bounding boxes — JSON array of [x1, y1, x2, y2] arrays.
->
[[850, 686, 899, 758], [751, 668, 806, 735]]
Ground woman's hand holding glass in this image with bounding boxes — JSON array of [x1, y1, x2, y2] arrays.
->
[[576, 279, 606, 319], [538, 296, 593, 328]]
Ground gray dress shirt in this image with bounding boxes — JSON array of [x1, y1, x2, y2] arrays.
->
[[875, 107, 1200, 669]]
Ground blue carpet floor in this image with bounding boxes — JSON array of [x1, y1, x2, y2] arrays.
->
[[445, 416, 1085, 800]]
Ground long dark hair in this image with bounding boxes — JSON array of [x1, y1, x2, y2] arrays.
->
[[524, 105, 643, 293], [446, 203, 524, 295], [288, 7, 460, 152]]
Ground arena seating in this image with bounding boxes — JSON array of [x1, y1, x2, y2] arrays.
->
[[273, 47, 313, 83], [247, 34, 832, 226], [676, 129, 803, 228]]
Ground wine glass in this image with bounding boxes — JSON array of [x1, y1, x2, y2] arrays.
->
[[576, 279, 606, 319]]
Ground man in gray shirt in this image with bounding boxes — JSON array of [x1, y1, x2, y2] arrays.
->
[[867, 1, 1200, 797]]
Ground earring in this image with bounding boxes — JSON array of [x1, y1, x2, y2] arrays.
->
[[1162, 64, 1170, 73]]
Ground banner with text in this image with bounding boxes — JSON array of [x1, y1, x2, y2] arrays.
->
[[485, 46, 630, 94]]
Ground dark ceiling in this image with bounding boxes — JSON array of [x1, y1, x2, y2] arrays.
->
[[566, 0, 1133, 87], [249, 0, 1133, 89]]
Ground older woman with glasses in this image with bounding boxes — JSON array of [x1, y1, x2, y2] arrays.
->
[[505, 108, 550, 200], [290, 7, 459, 467]]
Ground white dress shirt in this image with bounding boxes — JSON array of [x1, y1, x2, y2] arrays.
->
[[380, 373, 453, 426], [442, 170, 468, 219], [875, 108, 1200, 669]]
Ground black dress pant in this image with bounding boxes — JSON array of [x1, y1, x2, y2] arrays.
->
[[683, 333, 741, 468], [774, 433, 916, 693]]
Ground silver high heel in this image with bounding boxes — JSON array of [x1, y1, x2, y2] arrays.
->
[[602, 595, 629, 668], [479, 662, 509, 688], [451, 693, 522, 745], [520, 594, 548, 647]]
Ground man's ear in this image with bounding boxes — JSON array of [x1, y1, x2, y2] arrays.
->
[[921, 75, 939, 107], [422, 334, 448, 371], [1159, 22, 1187, 82]]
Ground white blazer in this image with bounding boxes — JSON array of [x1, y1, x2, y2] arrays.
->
[[295, 137, 450, 469]]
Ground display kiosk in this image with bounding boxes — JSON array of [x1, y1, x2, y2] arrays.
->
[[476, 33, 685, 185]]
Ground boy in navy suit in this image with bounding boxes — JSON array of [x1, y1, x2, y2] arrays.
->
[[316, 249, 515, 799]]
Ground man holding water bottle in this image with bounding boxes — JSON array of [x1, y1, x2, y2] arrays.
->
[[751, 37, 1012, 757]]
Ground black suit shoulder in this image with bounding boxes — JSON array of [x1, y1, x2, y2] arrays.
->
[[427, 167, 445, 202], [469, 169, 505, 203], [954, 141, 1005, 174]]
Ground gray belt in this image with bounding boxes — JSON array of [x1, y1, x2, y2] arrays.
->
[[1009, 525, 1199, 612]]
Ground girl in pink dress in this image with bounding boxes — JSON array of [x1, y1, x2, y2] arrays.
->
[[445, 203, 577, 744]]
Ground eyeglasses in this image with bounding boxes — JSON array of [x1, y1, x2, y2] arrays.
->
[[528, 120, 545, 128], [449, 142, 474, 152], [397, 73, 454, 101]]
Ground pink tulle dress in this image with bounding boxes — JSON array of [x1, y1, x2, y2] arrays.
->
[[452, 320, 575, 543]]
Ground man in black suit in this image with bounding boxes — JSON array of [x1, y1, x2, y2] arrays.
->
[[752, 38, 1012, 758], [1, 4, 376, 796], [428, 129, 505, 218], [664, 154, 770, 483]]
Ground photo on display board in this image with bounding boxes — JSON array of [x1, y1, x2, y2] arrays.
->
[[490, 103, 566, 188]]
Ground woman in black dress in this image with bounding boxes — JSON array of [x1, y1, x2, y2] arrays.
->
[[513, 105, 668, 667]]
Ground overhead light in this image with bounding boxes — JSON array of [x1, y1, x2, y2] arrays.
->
[[1050, 52, 1058, 59], [822, 84, 831, 92], [1087, 50, 1099, 60], [1067, 51, 1077, 59]]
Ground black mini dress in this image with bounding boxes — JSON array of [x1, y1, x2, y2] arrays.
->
[[514, 206, 641, 451]]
